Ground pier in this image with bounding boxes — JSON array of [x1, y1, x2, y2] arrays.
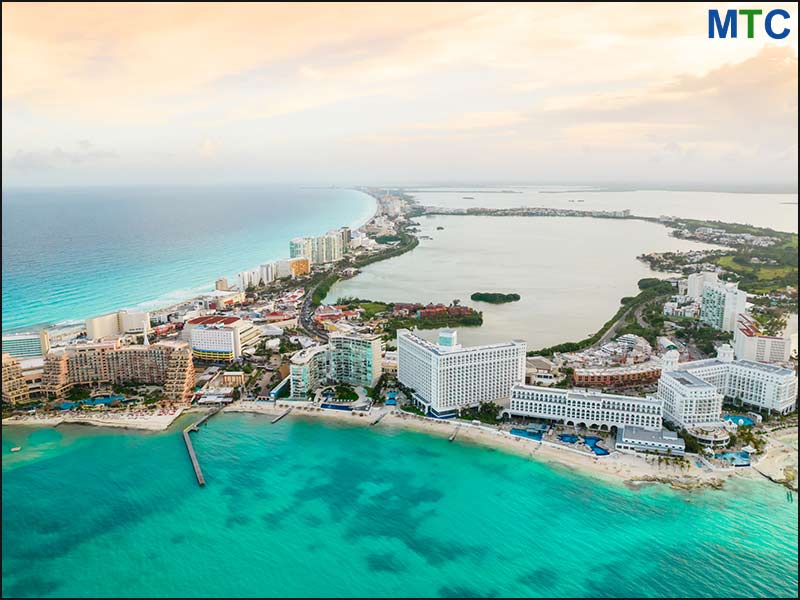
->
[[271, 406, 293, 424], [183, 405, 224, 487]]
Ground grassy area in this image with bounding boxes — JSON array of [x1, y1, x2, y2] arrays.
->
[[716, 255, 794, 281], [357, 302, 390, 319], [383, 312, 483, 339]]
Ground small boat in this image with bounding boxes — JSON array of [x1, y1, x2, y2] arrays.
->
[[10, 447, 21, 452]]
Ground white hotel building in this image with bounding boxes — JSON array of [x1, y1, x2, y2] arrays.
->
[[506, 385, 663, 431], [396, 329, 526, 418], [659, 345, 797, 430]]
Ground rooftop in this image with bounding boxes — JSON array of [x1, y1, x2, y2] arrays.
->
[[398, 329, 525, 356], [618, 425, 682, 445], [187, 316, 241, 326]]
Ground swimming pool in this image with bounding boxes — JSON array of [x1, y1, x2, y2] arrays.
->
[[724, 415, 755, 427], [558, 434, 579, 444], [57, 395, 125, 410], [583, 436, 610, 456], [714, 451, 751, 467], [510, 428, 543, 441]]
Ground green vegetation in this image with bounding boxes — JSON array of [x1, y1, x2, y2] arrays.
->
[[383, 312, 483, 339], [457, 402, 502, 424], [400, 404, 425, 416], [66, 385, 91, 401], [368, 374, 387, 402], [677, 428, 701, 454], [673, 322, 732, 355], [470, 292, 521, 304], [375, 235, 403, 244], [529, 278, 674, 356], [279, 338, 302, 354], [351, 230, 419, 269], [336, 297, 390, 319], [333, 384, 359, 401], [312, 273, 340, 306]]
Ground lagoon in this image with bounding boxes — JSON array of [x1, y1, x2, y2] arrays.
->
[[326, 215, 722, 348]]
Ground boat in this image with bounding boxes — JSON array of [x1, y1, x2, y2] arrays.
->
[[10, 447, 21, 452]]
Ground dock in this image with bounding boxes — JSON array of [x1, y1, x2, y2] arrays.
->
[[271, 406, 293, 424], [183, 405, 224, 487], [449, 426, 460, 442]]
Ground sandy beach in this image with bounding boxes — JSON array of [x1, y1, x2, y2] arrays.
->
[[2, 406, 185, 432], [226, 401, 740, 489]]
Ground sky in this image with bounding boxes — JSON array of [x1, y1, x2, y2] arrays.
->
[[2, 2, 798, 188]]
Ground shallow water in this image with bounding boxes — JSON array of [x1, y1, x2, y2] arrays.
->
[[2, 415, 797, 598]]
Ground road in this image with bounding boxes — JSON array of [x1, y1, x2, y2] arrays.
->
[[298, 281, 329, 343]]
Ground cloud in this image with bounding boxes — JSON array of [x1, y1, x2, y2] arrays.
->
[[3, 141, 117, 171]]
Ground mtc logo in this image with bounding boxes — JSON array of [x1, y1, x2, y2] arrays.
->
[[708, 9, 791, 39]]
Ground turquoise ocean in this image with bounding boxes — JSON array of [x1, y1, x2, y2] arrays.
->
[[2, 415, 798, 598], [1, 186, 375, 332]]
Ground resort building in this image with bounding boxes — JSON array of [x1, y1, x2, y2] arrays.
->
[[2, 353, 30, 404], [686, 271, 719, 300], [1, 330, 51, 359], [290, 229, 349, 265], [41, 340, 195, 401], [289, 344, 330, 399], [506, 385, 663, 431], [572, 359, 662, 388], [658, 345, 798, 430], [184, 316, 260, 362], [700, 280, 747, 332], [397, 329, 526, 418], [615, 426, 685, 456], [328, 333, 382, 388], [215, 277, 229, 291], [275, 257, 310, 279], [85, 310, 151, 339], [733, 313, 792, 364]]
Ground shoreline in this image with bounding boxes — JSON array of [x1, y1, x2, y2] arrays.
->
[[5, 401, 795, 492], [2, 187, 378, 337], [2, 406, 185, 432], [223, 402, 742, 491]]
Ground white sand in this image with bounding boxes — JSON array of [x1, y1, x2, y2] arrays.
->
[[227, 401, 735, 489], [3, 407, 185, 432]]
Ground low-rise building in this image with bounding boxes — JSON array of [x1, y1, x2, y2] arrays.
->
[[184, 316, 260, 362], [507, 385, 663, 431], [572, 359, 662, 388], [616, 426, 685, 456]]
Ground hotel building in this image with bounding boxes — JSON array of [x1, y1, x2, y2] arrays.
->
[[289, 228, 349, 265], [507, 385, 663, 431], [686, 271, 719, 300], [184, 316, 261, 362], [289, 344, 330, 399], [397, 329, 526, 418], [85, 310, 151, 339], [1, 330, 51, 359], [700, 280, 747, 332], [658, 345, 797, 430], [328, 332, 382, 388], [288, 333, 383, 399], [2, 353, 30, 404], [615, 426, 685, 456], [41, 340, 195, 402], [733, 313, 792, 364]]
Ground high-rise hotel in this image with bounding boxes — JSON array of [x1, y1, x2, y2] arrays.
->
[[397, 329, 526, 418]]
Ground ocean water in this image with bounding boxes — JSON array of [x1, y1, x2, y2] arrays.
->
[[325, 215, 724, 348], [2, 415, 797, 598], [1, 186, 375, 332], [406, 187, 798, 233]]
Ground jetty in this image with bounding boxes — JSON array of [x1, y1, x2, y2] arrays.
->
[[271, 406, 293, 424], [449, 426, 460, 442], [183, 405, 224, 487], [371, 410, 389, 426]]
